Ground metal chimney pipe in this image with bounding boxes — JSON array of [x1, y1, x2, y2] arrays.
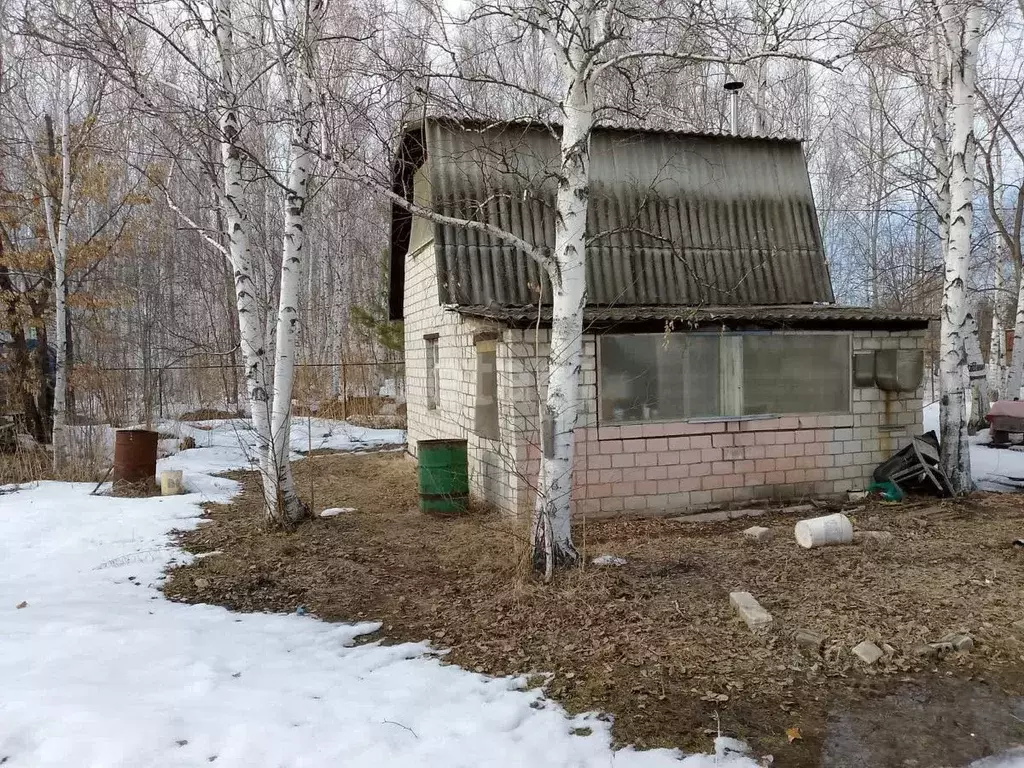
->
[[724, 79, 744, 135]]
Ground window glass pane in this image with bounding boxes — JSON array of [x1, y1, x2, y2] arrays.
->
[[475, 342, 499, 438], [425, 337, 439, 410], [742, 334, 850, 415], [599, 335, 658, 422], [599, 334, 720, 422], [657, 335, 721, 419]]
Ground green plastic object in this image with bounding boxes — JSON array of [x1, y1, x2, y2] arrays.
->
[[867, 479, 904, 502], [417, 439, 469, 514]]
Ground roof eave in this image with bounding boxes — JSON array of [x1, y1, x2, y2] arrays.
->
[[450, 304, 935, 332]]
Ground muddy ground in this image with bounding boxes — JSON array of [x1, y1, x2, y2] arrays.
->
[[163, 451, 1024, 766]]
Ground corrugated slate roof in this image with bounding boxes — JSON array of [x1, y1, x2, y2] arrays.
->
[[389, 117, 833, 320], [453, 304, 934, 331]]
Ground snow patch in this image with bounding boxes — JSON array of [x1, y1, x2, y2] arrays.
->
[[923, 401, 1024, 491], [0, 421, 746, 768]]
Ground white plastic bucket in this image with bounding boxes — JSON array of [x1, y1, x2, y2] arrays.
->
[[794, 513, 853, 549], [160, 470, 184, 496]]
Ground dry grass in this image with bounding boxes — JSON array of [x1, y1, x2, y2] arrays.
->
[[0, 442, 113, 486], [163, 452, 1024, 766], [0, 445, 52, 486], [178, 408, 244, 421]]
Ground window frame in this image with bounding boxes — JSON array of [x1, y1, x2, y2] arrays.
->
[[424, 334, 440, 411], [596, 329, 853, 427]]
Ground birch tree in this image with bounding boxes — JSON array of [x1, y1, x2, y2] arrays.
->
[[24, 83, 73, 467], [4, 10, 114, 460], [207, 0, 290, 515], [936, 0, 982, 490], [30, 0, 331, 520], [265, 0, 325, 523]]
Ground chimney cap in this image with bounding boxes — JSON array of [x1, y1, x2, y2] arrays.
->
[[724, 80, 744, 91]]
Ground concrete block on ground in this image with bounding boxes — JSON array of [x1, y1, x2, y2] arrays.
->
[[591, 554, 628, 567], [730, 591, 773, 632], [939, 632, 974, 652], [852, 640, 883, 665], [795, 628, 825, 654], [912, 643, 940, 659], [743, 525, 772, 542]]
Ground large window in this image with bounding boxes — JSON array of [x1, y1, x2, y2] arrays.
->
[[599, 332, 850, 424]]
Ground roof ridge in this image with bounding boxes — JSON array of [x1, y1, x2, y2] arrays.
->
[[404, 114, 804, 144]]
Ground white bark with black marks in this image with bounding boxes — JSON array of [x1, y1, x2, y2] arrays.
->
[[265, 0, 324, 526], [938, 0, 982, 492], [52, 100, 71, 467], [212, 0, 274, 483], [530, 68, 591, 575], [26, 72, 73, 469]]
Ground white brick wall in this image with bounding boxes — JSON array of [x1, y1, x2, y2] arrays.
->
[[403, 165, 522, 511]]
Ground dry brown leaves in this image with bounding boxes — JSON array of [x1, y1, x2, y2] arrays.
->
[[162, 453, 1024, 767]]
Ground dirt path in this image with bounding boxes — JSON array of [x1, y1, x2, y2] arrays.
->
[[163, 452, 1024, 766]]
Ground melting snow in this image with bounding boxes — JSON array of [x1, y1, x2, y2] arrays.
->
[[922, 402, 1024, 491], [0, 420, 749, 768]]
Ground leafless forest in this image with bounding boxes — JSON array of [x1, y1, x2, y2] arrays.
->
[[0, 0, 1021, 500]]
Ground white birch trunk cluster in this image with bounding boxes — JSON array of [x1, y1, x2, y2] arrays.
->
[[213, 0, 322, 525]]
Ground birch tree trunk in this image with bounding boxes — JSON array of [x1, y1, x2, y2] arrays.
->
[[28, 75, 73, 466], [986, 134, 1008, 399], [329, 261, 344, 398], [938, 0, 982, 491], [51, 100, 71, 469], [212, 0, 274, 477], [929, 29, 951, 262], [264, 0, 324, 526], [530, 45, 592, 574]]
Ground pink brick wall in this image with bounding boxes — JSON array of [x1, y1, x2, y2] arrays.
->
[[566, 385, 924, 518], [519, 407, 924, 518]]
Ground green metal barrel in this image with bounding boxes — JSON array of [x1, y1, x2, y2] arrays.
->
[[418, 438, 469, 514]]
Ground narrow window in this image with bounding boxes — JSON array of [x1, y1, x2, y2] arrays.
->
[[425, 334, 439, 410], [475, 336, 499, 439]]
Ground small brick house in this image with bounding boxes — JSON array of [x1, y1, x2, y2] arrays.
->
[[389, 117, 931, 518]]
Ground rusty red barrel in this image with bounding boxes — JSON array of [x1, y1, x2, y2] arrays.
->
[[113, 429, 158, 484]]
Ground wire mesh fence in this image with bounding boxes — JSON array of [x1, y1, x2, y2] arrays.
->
[[64, 360, 406, 428]]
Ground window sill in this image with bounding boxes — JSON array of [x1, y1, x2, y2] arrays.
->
[[602, 412, 850, 427]]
